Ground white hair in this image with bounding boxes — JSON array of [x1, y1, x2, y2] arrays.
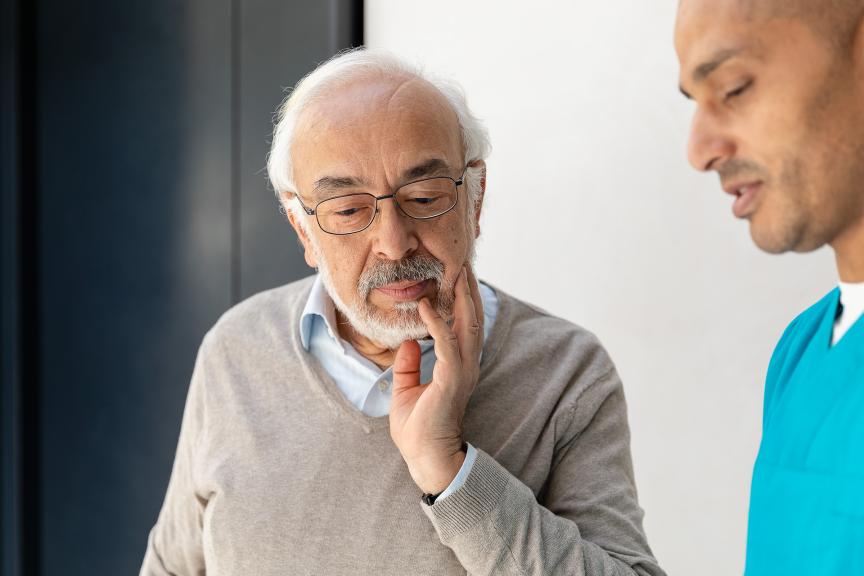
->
[[267, 47, 491, 222]]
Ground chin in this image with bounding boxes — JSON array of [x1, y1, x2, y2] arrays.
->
[[749, 218, 820, 255], [368, 323, 431, 350], [750, 231, 790, 254]]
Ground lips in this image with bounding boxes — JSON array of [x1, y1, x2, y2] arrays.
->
[[722, 180, 763, 219], [374, 279, 431, 302]]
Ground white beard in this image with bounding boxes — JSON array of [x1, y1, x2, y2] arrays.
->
[[308, 236, 474, 350]]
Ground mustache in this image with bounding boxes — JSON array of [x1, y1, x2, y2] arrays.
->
[[717, 158, 767, 184], [358, 254, 446, 299]]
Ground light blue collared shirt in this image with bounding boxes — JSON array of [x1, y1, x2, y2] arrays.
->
[[299, 275, 498, 501]]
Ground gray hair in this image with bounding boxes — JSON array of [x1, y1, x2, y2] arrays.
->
[[267, 47, 491, 221]]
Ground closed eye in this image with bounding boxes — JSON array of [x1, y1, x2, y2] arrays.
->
[[335, 207, 362, 217], [406, 196, 441, 205], [725, 79, 753, 101]]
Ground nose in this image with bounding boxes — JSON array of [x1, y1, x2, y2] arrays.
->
[[371, 198, 419, 261], [687, 107, 736, 172]]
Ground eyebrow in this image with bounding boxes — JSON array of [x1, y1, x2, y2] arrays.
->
[[312, 176, 364, 196], [680, 47, 744, 99], [402, 158, 452, 181], [310, 158, 454, 198]]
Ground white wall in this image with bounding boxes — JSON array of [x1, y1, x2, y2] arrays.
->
[[368, 1, 837, 574]]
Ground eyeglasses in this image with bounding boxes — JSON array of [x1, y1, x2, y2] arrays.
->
[[294, 171, 465, 235]]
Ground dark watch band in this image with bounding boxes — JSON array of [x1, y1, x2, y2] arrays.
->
[[421, 491, 440, 506], [421, 442, 468, 506]]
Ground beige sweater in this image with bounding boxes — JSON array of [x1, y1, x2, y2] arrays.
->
[[140, 276, 664, 575]]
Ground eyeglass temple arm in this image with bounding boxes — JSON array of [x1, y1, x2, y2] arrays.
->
[[292, 193, 316, 215]]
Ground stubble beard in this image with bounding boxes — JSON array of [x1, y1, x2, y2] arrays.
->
[[750, 157, 812, 254], [752, 142, 864, 255], [762, 61, 864, 254]]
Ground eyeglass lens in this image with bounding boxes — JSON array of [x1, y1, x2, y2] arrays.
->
[[316, 177, 458, 234]]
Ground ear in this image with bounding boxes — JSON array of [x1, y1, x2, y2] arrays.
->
[[467, 159, 486, 238], [281, 192, 319, 269]]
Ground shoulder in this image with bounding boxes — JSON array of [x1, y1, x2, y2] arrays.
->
[[770, 288, 836, 362], [496, 287, 610, 360], [202, 275, 316, 355], [188, 276, 316, 407], [486, 286, 619, 401], [763, 288, 837, 414], [474, 286, 627, 450]]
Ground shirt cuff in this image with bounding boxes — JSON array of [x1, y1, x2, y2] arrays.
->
[[435, 443, 477, 503]]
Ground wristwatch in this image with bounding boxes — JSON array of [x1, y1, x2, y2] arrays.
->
[[421, 491, 440, 506], [421, 442, 468, 506]]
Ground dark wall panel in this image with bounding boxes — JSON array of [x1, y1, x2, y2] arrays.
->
[[238, 0, 362, 299], [2, 1, 362, 575], [1, 0, 21, 573], [37, 1, 233, 574]]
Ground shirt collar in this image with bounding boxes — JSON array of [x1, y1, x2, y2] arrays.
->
[[299, 275, 341, 351]]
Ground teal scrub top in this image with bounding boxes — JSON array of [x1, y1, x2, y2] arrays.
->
[[746, 289, 864, 574]]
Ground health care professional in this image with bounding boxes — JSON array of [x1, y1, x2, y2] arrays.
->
[[675, 0, 864, 573]]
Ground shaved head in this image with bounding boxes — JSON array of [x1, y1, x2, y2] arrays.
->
[[680, 0, 864, 49], [761, 0, 864, 47]]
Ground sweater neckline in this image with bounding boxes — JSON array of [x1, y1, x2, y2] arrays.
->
[[288, 278, 514, 433]]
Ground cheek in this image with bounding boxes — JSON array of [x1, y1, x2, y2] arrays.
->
[[424, 218, 474, 286], [806, 140, 864, 220], [320, 238, 367, 285], [741, 94, 806, 163], [436, 216, 472, 255]]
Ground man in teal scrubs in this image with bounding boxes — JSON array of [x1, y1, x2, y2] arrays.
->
[[675, 0, 864, 572]]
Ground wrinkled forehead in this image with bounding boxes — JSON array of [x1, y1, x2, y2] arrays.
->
[[289, 76, 465, 192]]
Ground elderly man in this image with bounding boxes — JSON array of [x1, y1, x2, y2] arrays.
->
[[676, 1, 864, 573], [140, 49, 663, 575]]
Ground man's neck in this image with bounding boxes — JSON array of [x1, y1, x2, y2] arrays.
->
[[832, 216, 864, 283], [334, 308, 397, 370]]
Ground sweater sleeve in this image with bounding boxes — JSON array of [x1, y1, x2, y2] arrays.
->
[[421, 370, 664, 576], [139, 338, 210, 576]]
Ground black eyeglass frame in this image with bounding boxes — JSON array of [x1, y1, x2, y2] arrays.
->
[[293, 170, 467, 236]]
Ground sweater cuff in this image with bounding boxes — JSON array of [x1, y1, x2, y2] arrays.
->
[[421, 448, 511, 542], [436, 443, 477, 502]]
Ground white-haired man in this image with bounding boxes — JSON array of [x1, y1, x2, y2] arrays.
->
[[140, 49, 664, 576]]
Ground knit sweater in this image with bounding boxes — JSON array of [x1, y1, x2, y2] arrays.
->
[[140, 276, 664, 576]]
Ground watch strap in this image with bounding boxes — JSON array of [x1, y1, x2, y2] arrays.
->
[[420, 442, 468, 506]]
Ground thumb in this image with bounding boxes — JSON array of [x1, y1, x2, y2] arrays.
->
[[392, 340, 422, 393]]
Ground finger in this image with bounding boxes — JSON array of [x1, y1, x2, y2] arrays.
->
[[418, 297, 459, 363], [451, 267, 480, 362], [392, 339, 422, 394], [466, 264, 485, 344]]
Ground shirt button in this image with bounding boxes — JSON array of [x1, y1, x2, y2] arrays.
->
[[378, 380, 389, 391]]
